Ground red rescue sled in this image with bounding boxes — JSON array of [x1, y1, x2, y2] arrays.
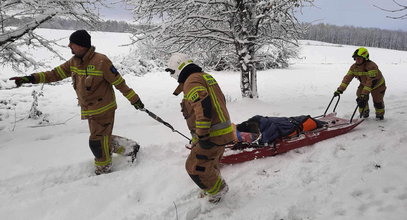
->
[[221, 112, 363, 164]]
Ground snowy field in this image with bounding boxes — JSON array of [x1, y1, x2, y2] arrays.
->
[[0, 29, 407, 220]]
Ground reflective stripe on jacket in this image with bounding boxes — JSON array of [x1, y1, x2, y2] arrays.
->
[[337, 60, 385, 95], [32, 47, 139, 119], [181, 72, 234, 145]]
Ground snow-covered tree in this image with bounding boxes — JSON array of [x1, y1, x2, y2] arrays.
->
[[125, 0, 313, 98], [0, 0, 106, 71]]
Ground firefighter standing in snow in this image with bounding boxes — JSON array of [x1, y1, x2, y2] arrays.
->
[[334, 47, 386, 120], [166, 53, 234, 203], [9, 30, 144, 175]]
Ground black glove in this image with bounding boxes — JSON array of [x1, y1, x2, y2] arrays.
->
[[9, 75, 35, 87], [133, 98, 144, 110], [198, 139, 217, 149], [356, 95, 368, 108], [333, 90, 342, 97]]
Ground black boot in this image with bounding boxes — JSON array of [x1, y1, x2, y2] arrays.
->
[[128, 144, 140, 163], [361, 109, 369, 118], [376, 115, 384, 120]]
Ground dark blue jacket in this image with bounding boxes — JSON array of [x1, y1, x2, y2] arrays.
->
[[250, 115, 313, 144]]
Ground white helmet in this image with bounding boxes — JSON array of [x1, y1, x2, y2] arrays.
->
[[166, 52, 193, 81]]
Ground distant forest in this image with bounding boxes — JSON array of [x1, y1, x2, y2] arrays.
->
[[6, 17, 136, 33], [7, 17, 407, 51], [302, 23, 407, 51], [41, 18, 137, 33]]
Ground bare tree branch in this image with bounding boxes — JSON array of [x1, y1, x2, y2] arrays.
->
[[0, 0, 106, 72], [374, 0, 407, 19]]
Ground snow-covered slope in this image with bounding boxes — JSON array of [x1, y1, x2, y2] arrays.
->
[[0, 30, 406, 220]]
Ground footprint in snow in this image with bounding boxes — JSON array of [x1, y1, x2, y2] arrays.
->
[[36, 134, 54, 140]]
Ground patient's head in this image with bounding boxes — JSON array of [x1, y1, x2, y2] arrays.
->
[[236, 120, 259, 133]]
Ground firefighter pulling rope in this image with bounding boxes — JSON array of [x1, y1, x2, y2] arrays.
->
[[140, 108, 191, 141]]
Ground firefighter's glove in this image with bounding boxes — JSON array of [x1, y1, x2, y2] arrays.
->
[[133, 98, 144, 110], [356, 95, 368, 108], [190, 134, 199, 145], [198, 139, 217, 149], [333, 90, 342, 97], [9, 75, 34, 87]]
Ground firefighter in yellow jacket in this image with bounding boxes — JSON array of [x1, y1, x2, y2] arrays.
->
[[9, 30, 144, 175], [166, 53, 234, 203], [334, 47, 386, 120]]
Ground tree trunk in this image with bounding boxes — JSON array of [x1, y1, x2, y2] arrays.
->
[[238, 46, 258, 98], [235, 2, 258, 98]]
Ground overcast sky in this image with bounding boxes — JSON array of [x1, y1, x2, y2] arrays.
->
[[297, 0, 407, 31], [100, 0, 407, 32]]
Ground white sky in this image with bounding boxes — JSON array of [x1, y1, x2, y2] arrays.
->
[[98, 1, 133, 22], [99, 0, 407, 31], [297, 0, 407, 31]]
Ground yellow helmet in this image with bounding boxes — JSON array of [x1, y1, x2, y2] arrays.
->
[[352, 47, 369, 60]]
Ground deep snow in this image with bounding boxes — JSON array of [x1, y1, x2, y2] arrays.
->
[[0, 29, 406, 220]]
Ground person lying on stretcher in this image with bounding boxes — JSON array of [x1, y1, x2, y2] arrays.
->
[[233, 115, 327, 145]]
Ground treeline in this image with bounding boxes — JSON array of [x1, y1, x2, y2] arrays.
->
[[302, 23, 407, 51], [5, 17, 136, 33], [6, 17, 407, 51], [42, 18, 136, 33]]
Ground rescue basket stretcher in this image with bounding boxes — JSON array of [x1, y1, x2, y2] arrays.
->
[[221, 96, 363, 164], [221, 112, 363, 164]]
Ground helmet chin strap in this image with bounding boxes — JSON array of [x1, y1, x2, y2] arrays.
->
[[165, 68, 178, 80], [354, 57, 365, 65]]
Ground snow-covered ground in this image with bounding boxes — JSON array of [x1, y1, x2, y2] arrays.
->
[[0, 29, 406, 220]]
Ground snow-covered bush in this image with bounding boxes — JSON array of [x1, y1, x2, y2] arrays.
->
[[115, 40, 165, 76], [28, 89, 43, 120]]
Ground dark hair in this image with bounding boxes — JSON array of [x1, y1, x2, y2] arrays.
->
[[236, 120, 260, 133]]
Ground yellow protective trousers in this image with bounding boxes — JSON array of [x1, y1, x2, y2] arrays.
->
[[356, 83, 386, 117], [185, 144, 225, 192], [87, 111, 115, 167]]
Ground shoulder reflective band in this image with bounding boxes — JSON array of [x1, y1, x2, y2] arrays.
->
[[203, 74, 217, 86], [186, 86, 207, 102]]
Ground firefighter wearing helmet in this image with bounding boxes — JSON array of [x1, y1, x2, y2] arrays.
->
[[334, 47, 386, 120], [166, 53, 234, 203]]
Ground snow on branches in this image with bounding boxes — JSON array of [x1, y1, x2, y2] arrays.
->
[[125, 0, 314, 98], [0, 0, 106, 71]]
